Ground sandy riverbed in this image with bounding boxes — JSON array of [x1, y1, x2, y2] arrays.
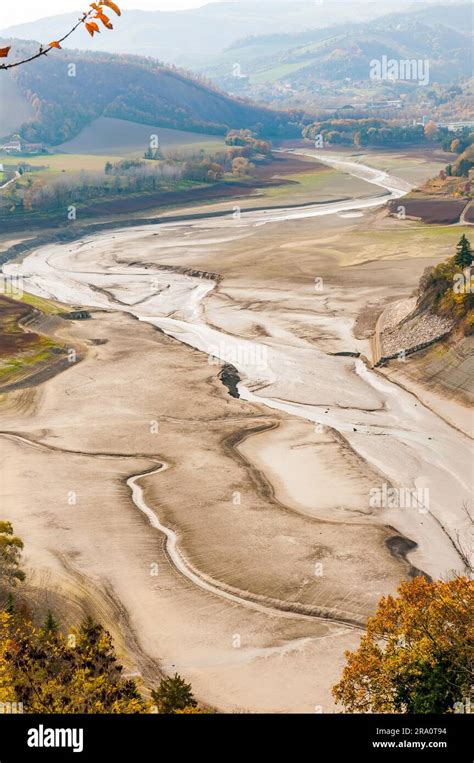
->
[[1, 151, 472, 712]]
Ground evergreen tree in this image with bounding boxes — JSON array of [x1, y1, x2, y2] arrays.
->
[[4, 592, 14, 615], [42, 610, 59, 635], [151, 673, 197, 714], [454, 235, 473, 268], [455, 159, 471, 177]]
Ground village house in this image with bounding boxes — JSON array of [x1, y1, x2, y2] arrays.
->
[[0, 140, 22, 153]]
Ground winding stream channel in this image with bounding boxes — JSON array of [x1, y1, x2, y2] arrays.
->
[[4, 153, 473, 585]]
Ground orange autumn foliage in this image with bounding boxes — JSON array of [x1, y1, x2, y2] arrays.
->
[[103, 1, 122, 16], [0, 2, 121, 70], [85, 21, 101, 37], [333, 576, 474, 714], [95, 11, 114, 30]]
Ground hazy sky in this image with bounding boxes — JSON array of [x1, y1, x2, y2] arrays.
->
[[0, 1, 222, 29]]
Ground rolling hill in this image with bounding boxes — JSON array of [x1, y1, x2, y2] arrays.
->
[[0, 41, 304, 146], [201, 4, 473, 91], [0, 72, 34, 136]]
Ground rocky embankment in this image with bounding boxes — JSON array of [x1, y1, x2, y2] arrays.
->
[[372, 296, 454, 366]]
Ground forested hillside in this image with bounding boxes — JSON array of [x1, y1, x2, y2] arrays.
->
[[0, 41, 304, 145], [203, 4, 472, 93]]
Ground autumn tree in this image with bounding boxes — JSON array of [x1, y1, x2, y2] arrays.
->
[[0, 613, 148, 713], [0, 522, 25, 594], [424, 121, 438, 140], [454, 235, 473, 269], [225, 129, 256, 147], [0, 1, 121, 71], [144, 148, 163, 161], [0, 612, 16, 705], [0, 520, 152, 714], [232, 157, 255, 177], [151, 673, 197, 714], [333, 577, 473, 713]]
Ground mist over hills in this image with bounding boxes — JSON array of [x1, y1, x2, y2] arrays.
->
[[0, 0, 421, 66], [201, 3, 473, 92]]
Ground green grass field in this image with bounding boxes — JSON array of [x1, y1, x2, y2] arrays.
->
[[0, 118, 227, 189], [251, 61, 309, 85], [0, 151, 122, 192], [261, 166, 377, 204], [262, 167, 336, 198], [10, 291, 68, 315]]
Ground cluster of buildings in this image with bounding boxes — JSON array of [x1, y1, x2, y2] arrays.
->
[[0, 136, 48, 154], [0, 139, 22, 153]]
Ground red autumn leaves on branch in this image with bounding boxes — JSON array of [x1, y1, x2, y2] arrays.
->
[[0, 1, 121, 70]]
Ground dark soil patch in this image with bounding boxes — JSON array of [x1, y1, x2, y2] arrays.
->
[[219, 364, 241, 399], [388, 198, 467, 224], [385, 533, 431, 580], [463, 203, 474, 223], [255, 153, 325, 180], [0, 296, 39, 355]]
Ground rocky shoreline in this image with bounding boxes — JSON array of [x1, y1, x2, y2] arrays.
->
[[372, 297, 454, 366]]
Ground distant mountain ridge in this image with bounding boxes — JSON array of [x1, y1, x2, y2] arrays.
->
[[0, 0, 417, 66], [201, 3, 473, 88]]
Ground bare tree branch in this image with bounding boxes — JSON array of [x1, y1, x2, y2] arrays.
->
[[0, 2, 121, 71]]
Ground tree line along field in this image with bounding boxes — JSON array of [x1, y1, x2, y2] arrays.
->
[[0, 152, 121, 179], [0, 119, 228, 184], [0, 133, 339, 229], [0, 121, 230, 225]]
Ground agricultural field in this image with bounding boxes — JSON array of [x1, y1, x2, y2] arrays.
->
[[261, 165, 378, 204], [341, 148, 454, 187], [58, 117, 226, 156], [0, 119, 227, 199], [0, 151, 122, 185], [388, 197, 468, 224]]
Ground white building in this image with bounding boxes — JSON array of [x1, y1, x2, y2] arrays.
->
[[0, 141, 22, 153]]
